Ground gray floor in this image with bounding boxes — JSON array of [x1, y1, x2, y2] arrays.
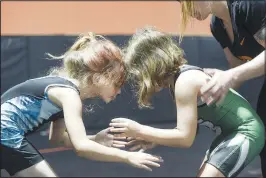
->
[[1, 123, 262, 177]]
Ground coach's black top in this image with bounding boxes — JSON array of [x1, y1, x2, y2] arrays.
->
[[210, 0, 265, 61]]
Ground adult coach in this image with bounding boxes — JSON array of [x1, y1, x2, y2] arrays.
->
[[178, 0, 265, 176]]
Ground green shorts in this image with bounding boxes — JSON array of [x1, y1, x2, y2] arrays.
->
[[204, 132, 264, 177]]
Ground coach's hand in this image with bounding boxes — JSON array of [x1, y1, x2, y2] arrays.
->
[[200, 68, 237, 105], [94, 128, 127, 148]]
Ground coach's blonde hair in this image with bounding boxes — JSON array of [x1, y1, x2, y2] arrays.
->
[[179, 1, 195, 43]]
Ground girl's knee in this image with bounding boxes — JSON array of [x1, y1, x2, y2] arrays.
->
[[13, 160, 57, 177], [197, 163, 225, 177]]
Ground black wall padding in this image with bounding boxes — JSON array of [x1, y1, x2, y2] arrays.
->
[[1, 36, 264, 130], [1, 37, 29, 94]]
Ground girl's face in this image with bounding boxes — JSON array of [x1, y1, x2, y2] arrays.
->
[[99, 83, 121, 103], [81, 75, 123, 103], [190, 2, 212, 21]]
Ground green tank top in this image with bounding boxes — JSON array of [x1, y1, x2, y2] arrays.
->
[[171, 65, 264, 139]]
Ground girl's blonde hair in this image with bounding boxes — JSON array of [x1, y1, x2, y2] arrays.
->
[[124, 26, 187, 108], [47, 32, 126, 89]]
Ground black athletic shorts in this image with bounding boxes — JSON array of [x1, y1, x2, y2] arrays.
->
[[1, 137, 44, 176]]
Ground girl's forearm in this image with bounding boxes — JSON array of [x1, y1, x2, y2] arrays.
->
[[137, 125, 193, 148]]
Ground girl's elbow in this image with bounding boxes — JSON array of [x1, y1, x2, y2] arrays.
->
[[183, 139, 194, 148], [49, 137, 63, 146], [73, 141, 85, 154], [73, 140, 95, 157], [75, 148, 85, 157], [173, 135, 194, 148], [74, 144, 86, 157]]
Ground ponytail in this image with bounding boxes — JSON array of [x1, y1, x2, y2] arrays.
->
[[46, 32, 105, 60]]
